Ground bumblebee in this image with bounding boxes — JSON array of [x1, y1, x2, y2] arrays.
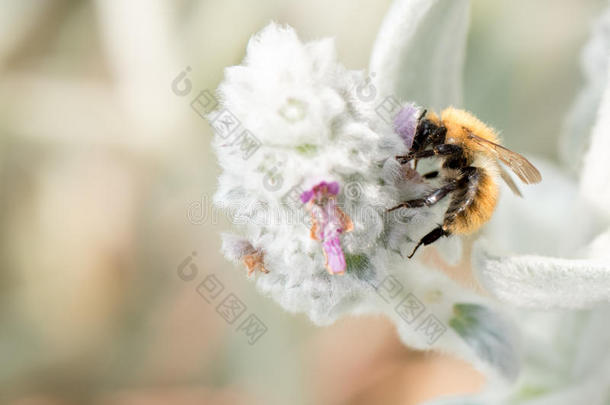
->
[[390, 107, 542, 258]]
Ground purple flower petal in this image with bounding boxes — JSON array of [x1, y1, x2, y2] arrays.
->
[[302, 180, 352, 275], [300, 189, 314, 203], [323, 236, 346, 274], [302, 181, 340, 203], [393, 103, 419, 150], [326, 181, 339, 195]]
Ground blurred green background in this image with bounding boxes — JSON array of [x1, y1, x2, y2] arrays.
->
[[0, 0, 605, 404]]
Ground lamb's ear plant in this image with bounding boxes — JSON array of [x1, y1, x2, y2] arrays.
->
[[212, 0, 610, 399]]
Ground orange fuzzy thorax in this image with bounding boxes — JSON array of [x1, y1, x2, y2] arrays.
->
[[440, 107, 500, 154]]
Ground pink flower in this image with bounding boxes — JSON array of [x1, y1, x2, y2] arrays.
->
[[301, 181, 353, 274]]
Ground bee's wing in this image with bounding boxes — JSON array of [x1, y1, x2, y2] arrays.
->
[[498, 164, 522, 197], [468, 134, 542, 184]]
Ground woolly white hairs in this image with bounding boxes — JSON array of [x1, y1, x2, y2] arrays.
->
[[212, 21, 522, 383], [214, 22, 430, 322]]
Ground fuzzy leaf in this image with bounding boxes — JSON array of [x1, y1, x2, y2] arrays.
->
[[474, 246, 610, 309], [345, 253, 374, 280], [369, 0, 470, 110], [449, 303, 520, 381]]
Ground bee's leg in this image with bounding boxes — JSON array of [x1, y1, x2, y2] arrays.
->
[[406, 167, 477, 258], [396, 149, 434, 163], [423, 171, 439, 179], [407, 226, 450, 258], [396, 143, 463, 164], [388, 180, 458, 212]]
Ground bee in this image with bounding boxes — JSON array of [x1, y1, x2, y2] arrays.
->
[[389, 107, 542, 258]]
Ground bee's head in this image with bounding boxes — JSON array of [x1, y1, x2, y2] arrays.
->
[[430, 124, 447, 144], [412, 118, 446, 151]]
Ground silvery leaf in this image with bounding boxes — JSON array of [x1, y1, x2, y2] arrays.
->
[[449, 303, 520, 382], [369, 0, 470, 110], [474, 246, 610, 309]]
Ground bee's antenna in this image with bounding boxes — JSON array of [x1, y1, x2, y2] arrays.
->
[[417, 109, 427, 122]]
